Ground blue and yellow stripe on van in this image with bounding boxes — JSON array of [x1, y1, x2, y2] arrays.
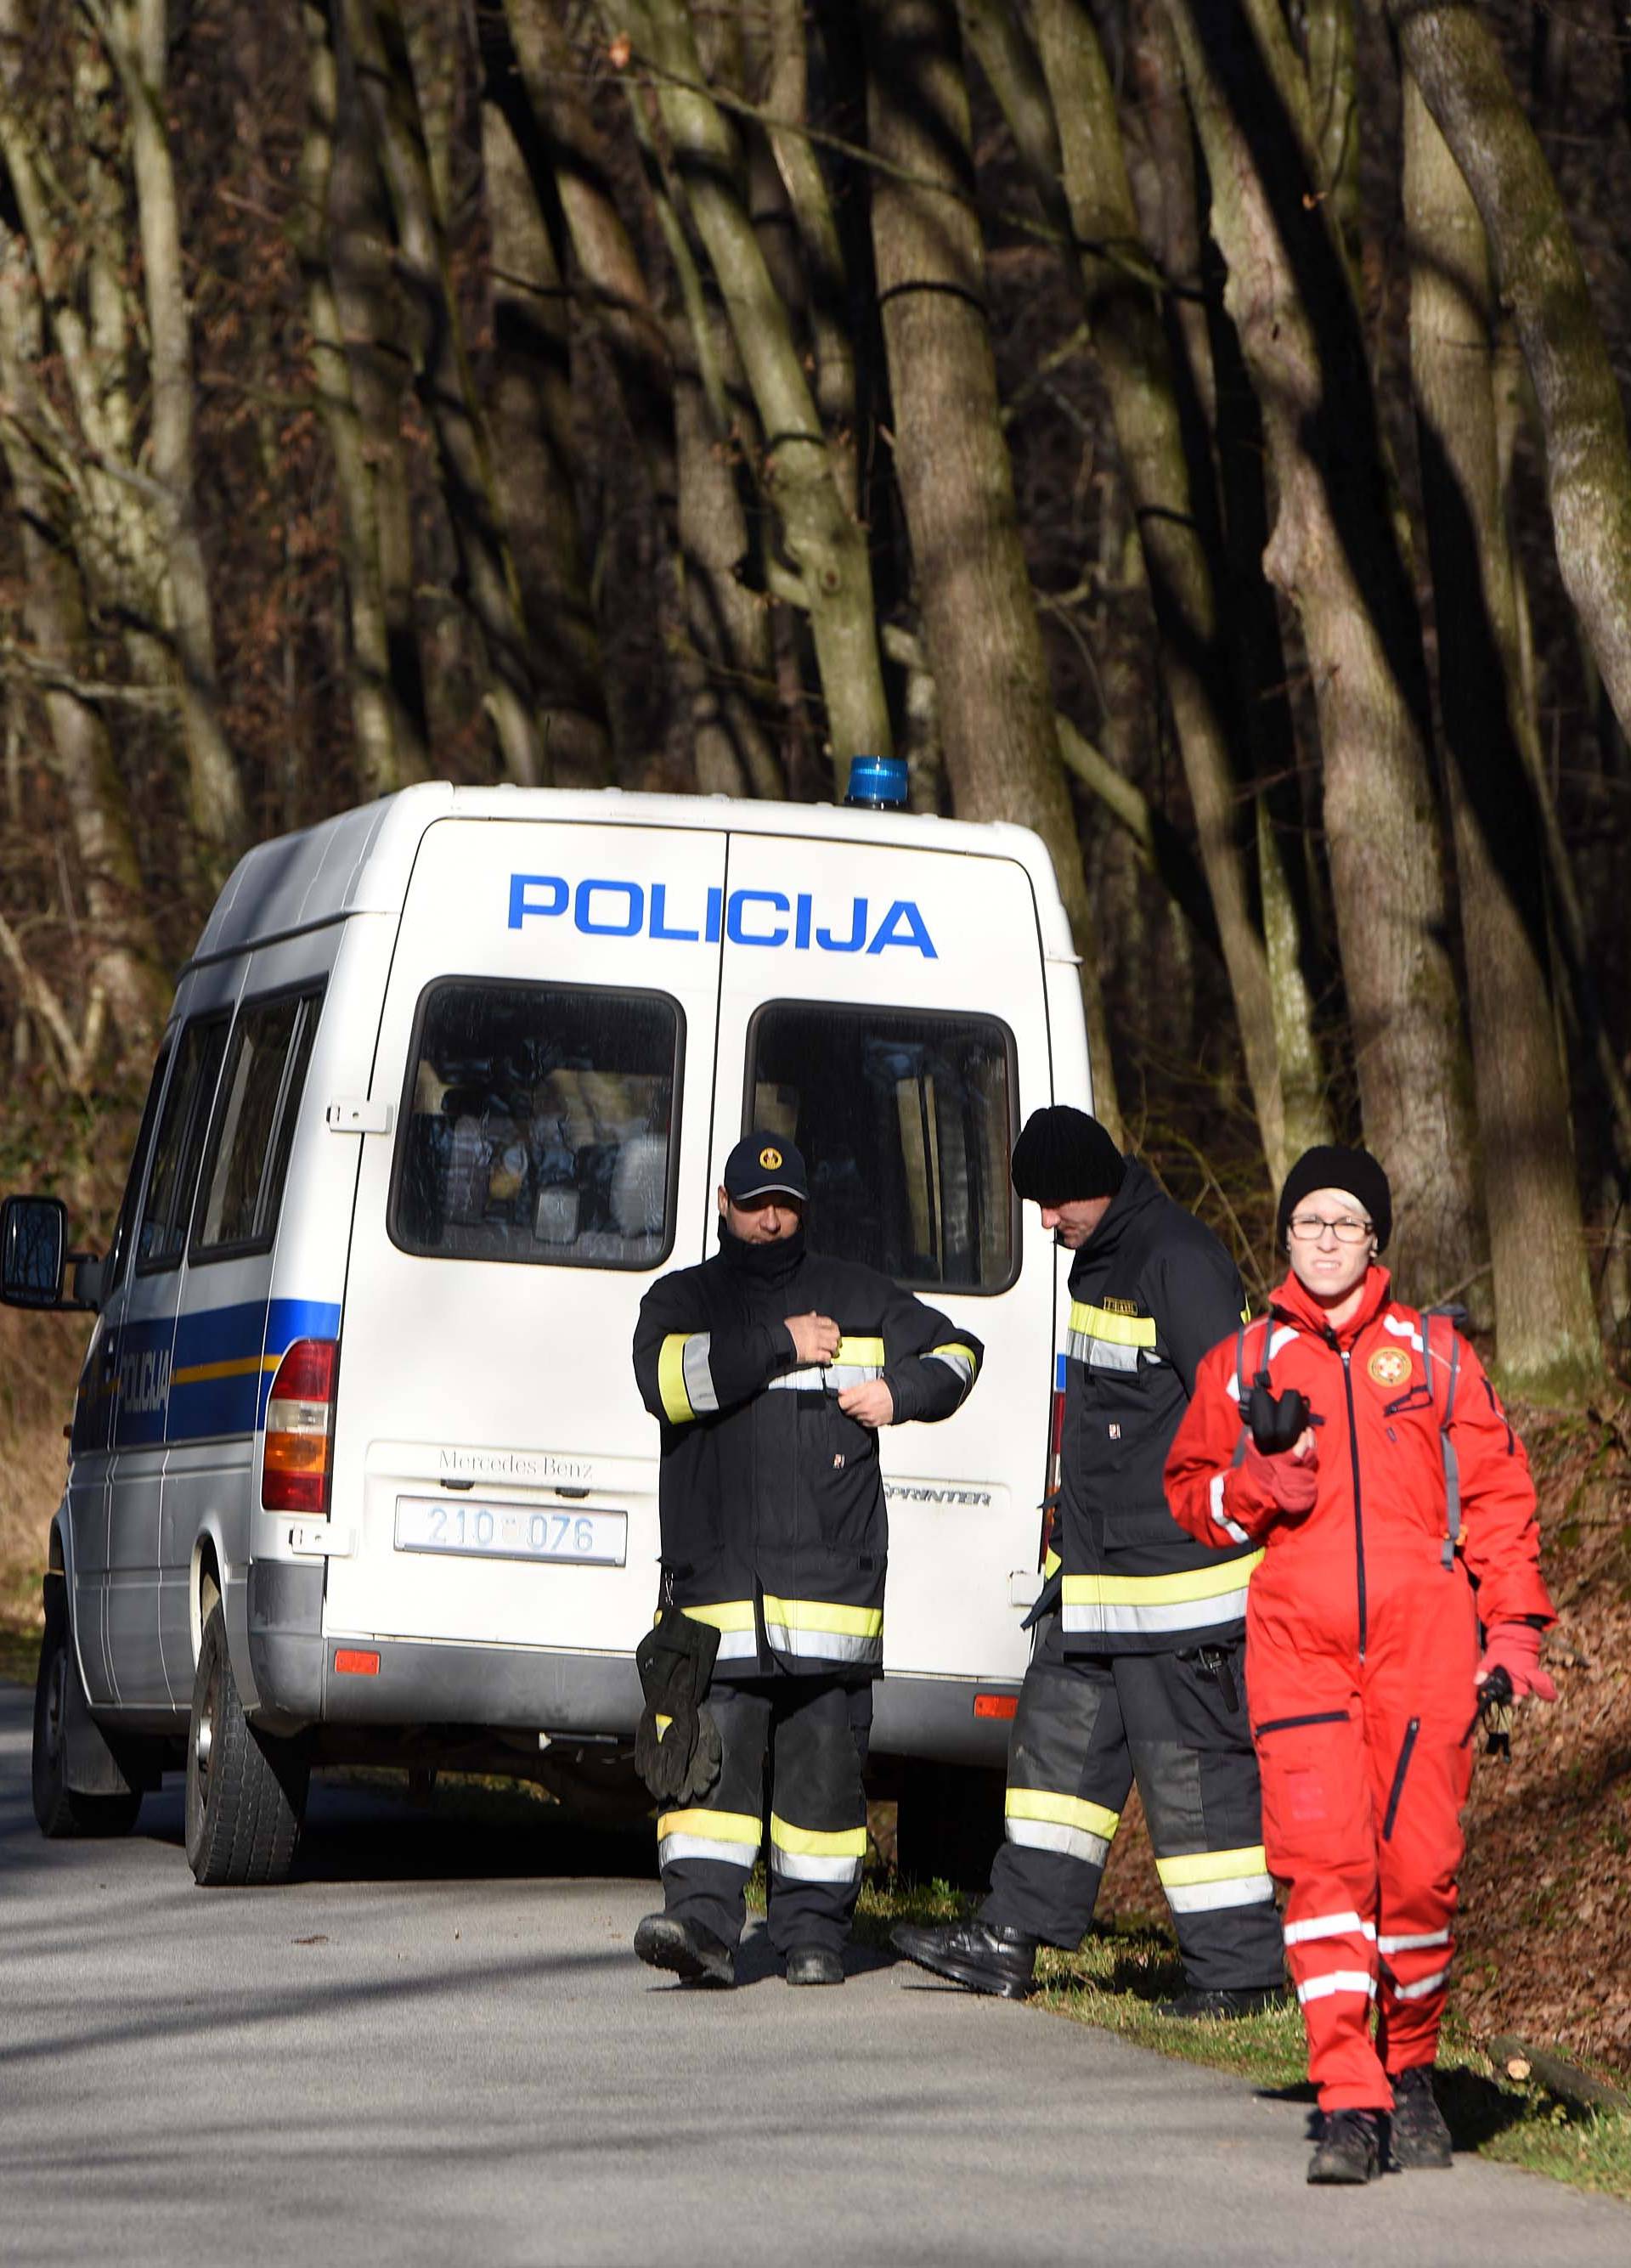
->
[[104, 1298, 341, 1449]]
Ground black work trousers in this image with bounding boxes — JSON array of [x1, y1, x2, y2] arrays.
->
[[655, 1675, 870, 1955], [980, 1614, 1284, 1993]]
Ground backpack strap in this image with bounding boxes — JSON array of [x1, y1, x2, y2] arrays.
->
[[1420, 1305, 1465, 1570], [1230, 1313, 1273, 1469]]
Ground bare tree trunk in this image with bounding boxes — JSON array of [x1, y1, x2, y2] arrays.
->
[[329, 14, 432, 780], [863, 0, 1119, 1132], [0, 237, 168, 1060], [1304, 0, 1362, 263], [297, 1, 404, 797], [101, 0, 247, 860], [631, 0, 893, 781], [1031, 0, 1330, 1180], [1165, 0, 1481, 1295], [505, 0, 677, 519], [1388, 0, 1631, 753], [1404, 76, 1601, 1393], [480, 17, 612, 787], [345, 0, 547, 784]]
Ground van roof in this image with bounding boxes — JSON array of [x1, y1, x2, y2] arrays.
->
[[184, 783, 1078, 968]]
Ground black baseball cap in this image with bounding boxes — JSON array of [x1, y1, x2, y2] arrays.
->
[[722, 1131, 808, 1204]]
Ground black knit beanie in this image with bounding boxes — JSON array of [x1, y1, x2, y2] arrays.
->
[[1010, 1107, 1126, 1206], [1277, 1144, 1391, 1252]]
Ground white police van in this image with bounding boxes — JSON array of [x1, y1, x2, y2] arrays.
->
[[3, 770, 1092, 1883]]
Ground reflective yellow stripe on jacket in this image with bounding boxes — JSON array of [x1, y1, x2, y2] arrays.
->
[[1060, 1552, 1263, 1638], [761, 1594, 883, 1666]]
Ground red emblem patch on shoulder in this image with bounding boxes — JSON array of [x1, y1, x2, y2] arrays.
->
[[1367, 1346, 1412, 1389]]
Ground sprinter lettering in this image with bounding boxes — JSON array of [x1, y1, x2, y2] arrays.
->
[[507, 875, 936, 959]]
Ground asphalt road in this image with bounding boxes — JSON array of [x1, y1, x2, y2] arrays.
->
[[2, 1684, 1627, 2265]]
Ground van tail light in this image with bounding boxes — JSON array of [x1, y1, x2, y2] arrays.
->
[[1037, 1354, 1066, 1571], [262, 1338, 338, 1515]]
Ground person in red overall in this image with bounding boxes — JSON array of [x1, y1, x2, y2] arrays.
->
[[1165, 1146, 1556, 2186]]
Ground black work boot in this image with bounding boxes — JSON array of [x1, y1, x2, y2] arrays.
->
[[890, 1918, 1037, 2000], [1389, 2064, 1453, 2169], [1156, 1984, 1289, 2021], [785, 1945, 844, 1987], [1306, 2109, 1382, 2186], [633, 1911, 736, 1987]]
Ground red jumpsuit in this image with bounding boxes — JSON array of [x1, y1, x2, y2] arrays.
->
[[1164, 1266, 1553, 2113]]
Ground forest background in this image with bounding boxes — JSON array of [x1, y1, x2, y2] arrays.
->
[[0, 0, 1628, 2075]]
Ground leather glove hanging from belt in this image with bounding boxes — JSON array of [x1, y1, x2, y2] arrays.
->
[[635, 1610, 723, 1803]]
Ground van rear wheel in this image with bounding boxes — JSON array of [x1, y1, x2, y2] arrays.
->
[[185, 1603, 309, 1886], [31, 1611, 143, 1839]]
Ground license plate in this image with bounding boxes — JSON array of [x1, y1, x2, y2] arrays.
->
[[393, 1495, 628, 1567]]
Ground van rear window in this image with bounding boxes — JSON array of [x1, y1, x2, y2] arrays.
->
[[747, 1002, 1018, 1293], [391, 980, 681, 1270]]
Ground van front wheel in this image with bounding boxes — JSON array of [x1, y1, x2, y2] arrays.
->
[[185, 1604, 309, 1886]]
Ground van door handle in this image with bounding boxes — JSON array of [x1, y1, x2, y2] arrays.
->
[[325, 1099, 393, 1135]]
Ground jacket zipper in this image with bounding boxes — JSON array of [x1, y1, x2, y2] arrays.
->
[[1338, 1342, 1368, 1662], [1253, 1710, 1350, 1737], [1382, 1718, 1420, 1840]]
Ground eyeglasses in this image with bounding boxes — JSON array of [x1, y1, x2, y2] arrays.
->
[[1286, 1213, 1373, 1246]]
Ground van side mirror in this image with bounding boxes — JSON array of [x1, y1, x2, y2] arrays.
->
[[1, 1194, 68, 1307], [0, 1196, 100, 1311]]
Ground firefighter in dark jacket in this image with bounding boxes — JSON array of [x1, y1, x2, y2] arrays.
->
[[894, 1106, 1284, 2012], [630, 1132, 982, 1989]]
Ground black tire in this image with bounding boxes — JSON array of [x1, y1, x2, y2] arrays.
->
[[31, 1605, 143, 1839], [895, 1761, 1007, 1890], [185, 1604, 309, 1886]]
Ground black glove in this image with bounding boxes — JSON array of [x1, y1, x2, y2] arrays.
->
[[634, 1611, 722, 1803], [1245, 1372, 1312, 1454]]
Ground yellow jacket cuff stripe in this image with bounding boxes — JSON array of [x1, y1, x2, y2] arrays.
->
[[657, 1334, 697, 1425]]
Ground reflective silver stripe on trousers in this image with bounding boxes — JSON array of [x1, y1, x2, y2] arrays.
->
[[658, 1834, 758, 1870], [1163, 1871, 1276, 1914], [1004, 1815, 1112, 1869], [770, 1848, 863, 1885], [1061, 1588, 1252, 1637], [1285, 1911, 1376, 1946], [1388, 1966, 1450, 2001], [767, 1364, 883, 1392], [683, 1333, 720, 1414], [1296, 1971, 1377, 2005], [1377, 1927, 1449, 1954], [763, 1622, 882, 1664]]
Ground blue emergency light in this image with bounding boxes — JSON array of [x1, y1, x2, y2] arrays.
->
[[844, 753, 910, 810]]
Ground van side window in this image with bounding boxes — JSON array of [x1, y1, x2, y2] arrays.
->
[[747, 1002, 1018, 1293], [391, 979, 681, 1270], [193, 989, 323, 1258], [104, 1040, 172, 1298], [137, 1017, 229, 1272]]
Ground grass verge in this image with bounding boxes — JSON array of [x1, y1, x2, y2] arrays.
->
[[851, 1877, 1631, 2200]]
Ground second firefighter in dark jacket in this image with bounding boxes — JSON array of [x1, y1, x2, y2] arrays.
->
[[895, 1106, 1284, 2011], [630, 1132, 982, 1988]]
